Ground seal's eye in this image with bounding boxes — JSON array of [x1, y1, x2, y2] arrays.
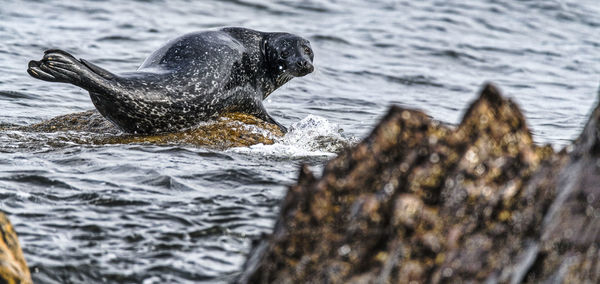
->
[[304, 47, 312, 55], [281, 50, 290, 58]]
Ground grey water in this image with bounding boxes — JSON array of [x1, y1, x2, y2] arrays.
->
[[0, 0, 598, 283]]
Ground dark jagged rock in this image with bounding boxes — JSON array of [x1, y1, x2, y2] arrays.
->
[[239, 84, 600, 283], [0, 212, 32, 284], [3, 111, 283, 149]]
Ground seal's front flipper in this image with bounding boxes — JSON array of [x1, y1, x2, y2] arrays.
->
[[238, 99, 288, 133], [268, 115, 288, 133], [27, 49, 113, 89], [257, 111, 287, 133]]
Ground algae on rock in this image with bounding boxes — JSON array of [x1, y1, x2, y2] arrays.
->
[[4, 111, 283, 149]]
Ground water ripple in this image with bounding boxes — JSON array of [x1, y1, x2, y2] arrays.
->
[[0, 0, 599, 282]]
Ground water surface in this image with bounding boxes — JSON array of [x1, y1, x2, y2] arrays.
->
[[0, 0, 599, 283]]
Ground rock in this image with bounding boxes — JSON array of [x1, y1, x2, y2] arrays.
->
[[22, 110, 120, 134], [4, 111, 283, 149], [94, 112, 284, 149], [239, 83, 600, 283], [0, 212, 32, 284]]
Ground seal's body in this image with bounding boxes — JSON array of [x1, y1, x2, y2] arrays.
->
[[27, 27, 314, 134]]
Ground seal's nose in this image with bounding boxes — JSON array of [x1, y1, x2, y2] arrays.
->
[[296, 59, 314, 74], [296, 59, 308, 68]]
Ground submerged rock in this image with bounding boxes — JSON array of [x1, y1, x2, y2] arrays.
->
[[239, 84, 600, 283], [0, 212, 32, 284], [21, 110, 120, 134], [5, 111, 283, 149], [96, 112, 284, 149]]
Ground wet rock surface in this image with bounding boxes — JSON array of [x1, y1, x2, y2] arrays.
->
[[19, 110, 120, 134], [239, 84, 600, 283], [0, 212, 32, 284], [3, 111, 283, 149]]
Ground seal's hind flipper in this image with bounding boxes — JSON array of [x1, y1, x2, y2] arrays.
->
[[27, 49, 84, 84], [27, 57, 81, 84], [27, 49, 113, 90], [27, 60, 59, 82], [80, 58, 115, 80]]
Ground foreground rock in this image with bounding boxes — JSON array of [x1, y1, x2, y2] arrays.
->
[[4, 111, 283, 149], [0, 212, 32, 284], [239, 84, 600, 283]]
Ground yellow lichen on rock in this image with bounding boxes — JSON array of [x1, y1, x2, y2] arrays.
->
[[0, 212, 32, 284]]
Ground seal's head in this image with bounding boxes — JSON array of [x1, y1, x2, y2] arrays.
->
[[265, 33, 314, 81]]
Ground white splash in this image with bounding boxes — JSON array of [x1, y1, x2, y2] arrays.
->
[[228, 115, 356, 157]]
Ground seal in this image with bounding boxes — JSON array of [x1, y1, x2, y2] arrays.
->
[[27, 27, 314, 134]]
